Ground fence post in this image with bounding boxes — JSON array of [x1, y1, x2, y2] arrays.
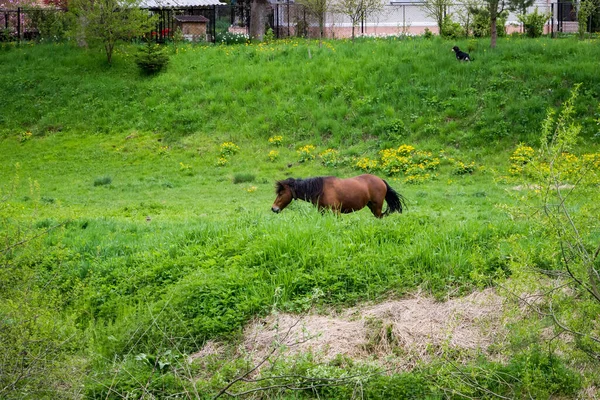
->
[[17, 7, 21, 42], [212, 5, 216, 42], [550, 3, 554, 37]]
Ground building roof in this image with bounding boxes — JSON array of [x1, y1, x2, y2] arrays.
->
[[141, 0, 223, 8], [174, 14, 210, 22]]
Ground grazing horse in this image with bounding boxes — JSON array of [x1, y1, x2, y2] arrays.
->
[[271, 174, 406, 218]]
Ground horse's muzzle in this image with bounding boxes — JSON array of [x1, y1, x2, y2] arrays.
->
[[271, 206, 280, 213]]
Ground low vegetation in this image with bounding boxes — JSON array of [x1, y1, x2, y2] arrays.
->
[[1, 36, 599, 398]]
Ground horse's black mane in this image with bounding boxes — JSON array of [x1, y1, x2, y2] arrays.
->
[[276, 177, 324, 201]]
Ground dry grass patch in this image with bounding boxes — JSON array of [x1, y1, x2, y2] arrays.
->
[[192, 288, 506, 369]]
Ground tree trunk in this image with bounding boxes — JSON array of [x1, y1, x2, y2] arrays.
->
[[490, 13, 497, 48], [249, 0, 268, 41], [105, 42, 114, 65], [77, 14, 88, 47]]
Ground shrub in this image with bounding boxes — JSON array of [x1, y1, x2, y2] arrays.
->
[[441, 16, 465, 39], [509, 143, 535, 175], [93, 176, 112, 186], [135, 42, 169, 74], [471, 8, 508, 37], [379, 118, 408, 141], [518, 8, 551, 38], [27, 8, 72, 42], [263, 27, 275, 43], [233, 173, 255, 184]]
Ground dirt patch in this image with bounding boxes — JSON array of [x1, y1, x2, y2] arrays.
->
[[191, 288, 505, 368]]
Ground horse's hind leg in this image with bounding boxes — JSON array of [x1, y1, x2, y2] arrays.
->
[[367, 201, 384, 218]]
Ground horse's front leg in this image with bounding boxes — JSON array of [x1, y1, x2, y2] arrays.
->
[[317, 203, 341, 216]]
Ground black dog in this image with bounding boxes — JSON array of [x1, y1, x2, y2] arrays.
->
[[452, 46, 471, 61]]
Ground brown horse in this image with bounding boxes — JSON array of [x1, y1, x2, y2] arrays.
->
[[271, 174, 406, 218]]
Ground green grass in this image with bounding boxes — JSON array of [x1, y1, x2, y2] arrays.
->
[[1, 36, 599, 398], [2, 37, 600, 146]]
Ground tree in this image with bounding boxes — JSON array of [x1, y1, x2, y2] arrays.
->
[[332, 0, 383, 40], [69, 0, 155, 65], [456, 0, 481, 37], [482, 0, 532, 47], [420, 0, 454, 37], [296, 0, 330, 42], [576, 0, 599, 39], [249, 0, 269, 40]]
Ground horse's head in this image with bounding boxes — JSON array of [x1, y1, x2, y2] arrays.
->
[[272, 178, 295, 213]]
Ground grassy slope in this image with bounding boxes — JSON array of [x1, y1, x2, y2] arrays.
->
[[2, 37, 600, 145], [1, 37, 599, 398]]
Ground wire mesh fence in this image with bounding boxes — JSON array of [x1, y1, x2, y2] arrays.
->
[[0, 1, 598, 43]]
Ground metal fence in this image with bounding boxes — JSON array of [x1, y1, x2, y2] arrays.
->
[[0, 6, 220, 43], [1, 1, 598, 43], [263, 0, 599, 38], [1, 7, 69, 41]]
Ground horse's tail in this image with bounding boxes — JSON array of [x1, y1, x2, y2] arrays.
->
[[383, 180, 407, 216]]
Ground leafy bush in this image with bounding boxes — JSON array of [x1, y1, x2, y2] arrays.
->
[[378, 118, 408, 142], [518, 8, 551, 38], [441, 16, 465, 39], [27, 8, 72, 42], [471, 8, 508, 37], [135, 42, 169, 74]]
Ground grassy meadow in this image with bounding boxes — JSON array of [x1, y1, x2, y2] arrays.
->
[[1, 36, 600, 398]]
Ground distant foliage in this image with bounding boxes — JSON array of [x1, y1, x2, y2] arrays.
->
[[441, 16, 465, 39], [471, 8, 508, 37], [518, 7, 551, 38], [27, 7, 72, 42], [69, 0, 155, 65], [135, 42, 170, 74]]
